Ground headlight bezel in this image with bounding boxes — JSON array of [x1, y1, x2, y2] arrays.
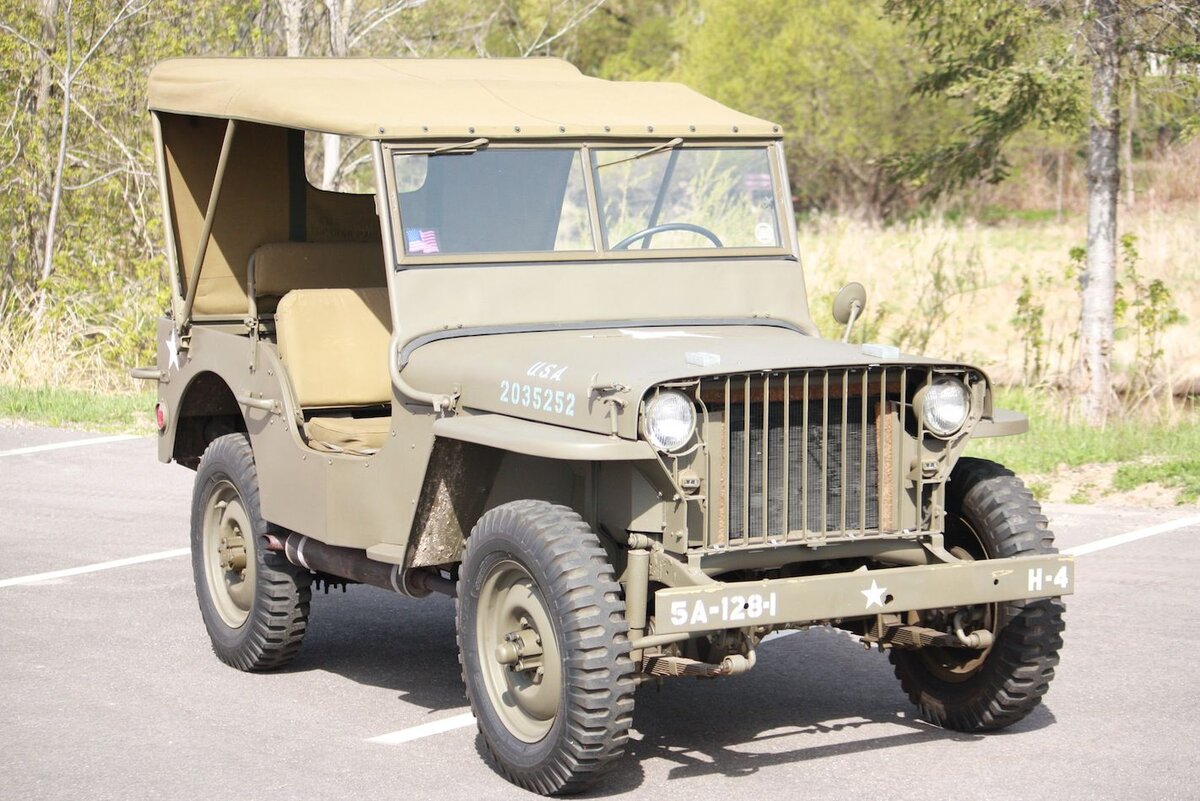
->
[[913, 376, 972, 438], [642, 390, 697, 453]]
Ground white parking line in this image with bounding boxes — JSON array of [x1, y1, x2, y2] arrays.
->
[[0, 548, 190, 589], [1062, 514, 1200, 556], [367, 712, 476, 745], [0, 434, 142, 458], [363, 513, 1200, 747]]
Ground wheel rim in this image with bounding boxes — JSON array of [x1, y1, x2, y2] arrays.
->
[[476, 558, 563, 743], [917, 516, 997, 682], [202, 479, 256, 629]]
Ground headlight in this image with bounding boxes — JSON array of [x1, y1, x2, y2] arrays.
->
[[643, 391, 696, 452], [917, 377, 971, 437]]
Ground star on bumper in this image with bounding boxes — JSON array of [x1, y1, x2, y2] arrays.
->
[[862, 579, 888, 610]]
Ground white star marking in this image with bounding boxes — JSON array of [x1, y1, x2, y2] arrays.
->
[[861, 579, 888, 609], [166, 328, 181, 371]]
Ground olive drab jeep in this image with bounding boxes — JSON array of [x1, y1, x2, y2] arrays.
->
[[135, 58, 1072, 795]]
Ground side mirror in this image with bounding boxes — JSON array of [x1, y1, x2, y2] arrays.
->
[[832, 282, 867, 343]]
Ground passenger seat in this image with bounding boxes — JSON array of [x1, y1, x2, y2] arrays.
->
[[274, 287, 393, 454]]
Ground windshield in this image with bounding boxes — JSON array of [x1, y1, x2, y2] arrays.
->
[[391, 144, 782, 258], [394, 149, 593, 255], [592, 146, 779, 250]]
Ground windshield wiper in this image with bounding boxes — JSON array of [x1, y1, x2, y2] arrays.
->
[[596, 137, 683, 168], [416, 137, 489, 155]]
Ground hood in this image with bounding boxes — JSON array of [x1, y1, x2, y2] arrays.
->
[[402, 324, 951, 439]]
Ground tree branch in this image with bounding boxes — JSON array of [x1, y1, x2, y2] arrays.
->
[[349, 0, 427, 48]]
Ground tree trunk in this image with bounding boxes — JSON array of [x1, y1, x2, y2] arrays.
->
[[38, 2, 73, 302], [28, 0, 60, 295], [321, 0, 354, 190], [1055, 148, 1065, 222], [1123, 52, 1137, 207], [279, 0, 305, 57], [1080, 0, 1120, 426], [33, 0, 59, 111]]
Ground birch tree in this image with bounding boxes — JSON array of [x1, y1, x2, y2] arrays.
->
[[884, 0, 1200, 426], [1080, 0, 1120, 424]]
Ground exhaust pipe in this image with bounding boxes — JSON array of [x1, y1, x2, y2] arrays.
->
[[281, 533, 456, 598]]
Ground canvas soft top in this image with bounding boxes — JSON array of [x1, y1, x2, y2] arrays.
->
[[147, 57, 782, 140]]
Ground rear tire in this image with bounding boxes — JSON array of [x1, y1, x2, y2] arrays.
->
[[190, 433, 311, 671], [457, 500, 635, 795], [890, 457, 1066, 731]]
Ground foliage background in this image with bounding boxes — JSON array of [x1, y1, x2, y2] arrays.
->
[[0, 0, 1197, 393]]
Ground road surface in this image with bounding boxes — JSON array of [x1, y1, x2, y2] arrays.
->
[[1, 424, 1196, 800]]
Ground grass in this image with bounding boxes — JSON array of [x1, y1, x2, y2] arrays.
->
[[968, 387, 1200, 505], [0, 384, 155, 434], [966, 388, 1200, 474], [1113, 460, 1200, 503]]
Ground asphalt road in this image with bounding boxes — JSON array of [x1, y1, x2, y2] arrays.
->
[[2, 423, 1198, 801]]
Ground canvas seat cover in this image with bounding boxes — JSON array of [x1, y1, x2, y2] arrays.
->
[[303, 415, 390, 454], [274, 287, 393, 453]]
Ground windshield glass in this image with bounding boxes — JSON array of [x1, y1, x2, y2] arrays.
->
[[393, 149, 593, 255], [593, 146, 780, 250], [391, 144, 781, 258]]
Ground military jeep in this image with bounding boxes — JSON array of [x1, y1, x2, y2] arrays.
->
[[137, 57, 1071, 795]]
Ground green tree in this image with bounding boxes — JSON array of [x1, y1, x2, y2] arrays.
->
[[0, 0, 260, 383], [675, 0, 962, 217], [573, 1, 683, 80]]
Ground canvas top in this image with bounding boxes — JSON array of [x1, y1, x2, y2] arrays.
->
[[147, 57, 782, 140]]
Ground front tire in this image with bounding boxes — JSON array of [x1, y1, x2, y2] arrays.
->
[[890, 457, 1066, 731], [190, 433, 311, 671], [457, 501, 635, 795]]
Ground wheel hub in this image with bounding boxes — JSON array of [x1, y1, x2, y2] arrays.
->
[[495, 625, 545, 676], [218, 530, 247, 573], [201, 480, 257, 629], [476, 560, 563, 743]]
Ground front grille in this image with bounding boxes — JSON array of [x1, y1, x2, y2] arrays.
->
[[700, 367, 926, 548], [728, 396, 878, 537]]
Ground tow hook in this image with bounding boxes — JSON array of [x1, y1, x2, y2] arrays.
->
[[953, 610, 994, 649], [719, 651, 756, 676]]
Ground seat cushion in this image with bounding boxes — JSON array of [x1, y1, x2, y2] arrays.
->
[[275, 287, 393, 408], [304, 416, 391, 454]]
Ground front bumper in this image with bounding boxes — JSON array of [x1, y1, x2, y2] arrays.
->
[[653, 553, 1074, 635]]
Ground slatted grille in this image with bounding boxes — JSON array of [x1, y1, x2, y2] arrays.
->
[[701, 367, 920, 548], [728, 397, 879, 537]]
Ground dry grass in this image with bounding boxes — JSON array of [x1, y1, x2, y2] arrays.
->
[[800, 201, 1199, 404], [0, 274, 162, 394]]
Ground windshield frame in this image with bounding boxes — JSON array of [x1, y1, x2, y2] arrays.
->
[[381, 139, 794, 268]]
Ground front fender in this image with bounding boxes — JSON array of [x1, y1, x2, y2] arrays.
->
[[432, 413, 657, 462], [972, 409, 1029, 439]]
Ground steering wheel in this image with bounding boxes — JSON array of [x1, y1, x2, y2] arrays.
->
[[611, 222, 724, 250]]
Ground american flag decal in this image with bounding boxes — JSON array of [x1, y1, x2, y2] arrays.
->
[[405, 228, 440, 254]]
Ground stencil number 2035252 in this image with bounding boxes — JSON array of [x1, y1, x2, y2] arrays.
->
[[500, 380, 576, 417]]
